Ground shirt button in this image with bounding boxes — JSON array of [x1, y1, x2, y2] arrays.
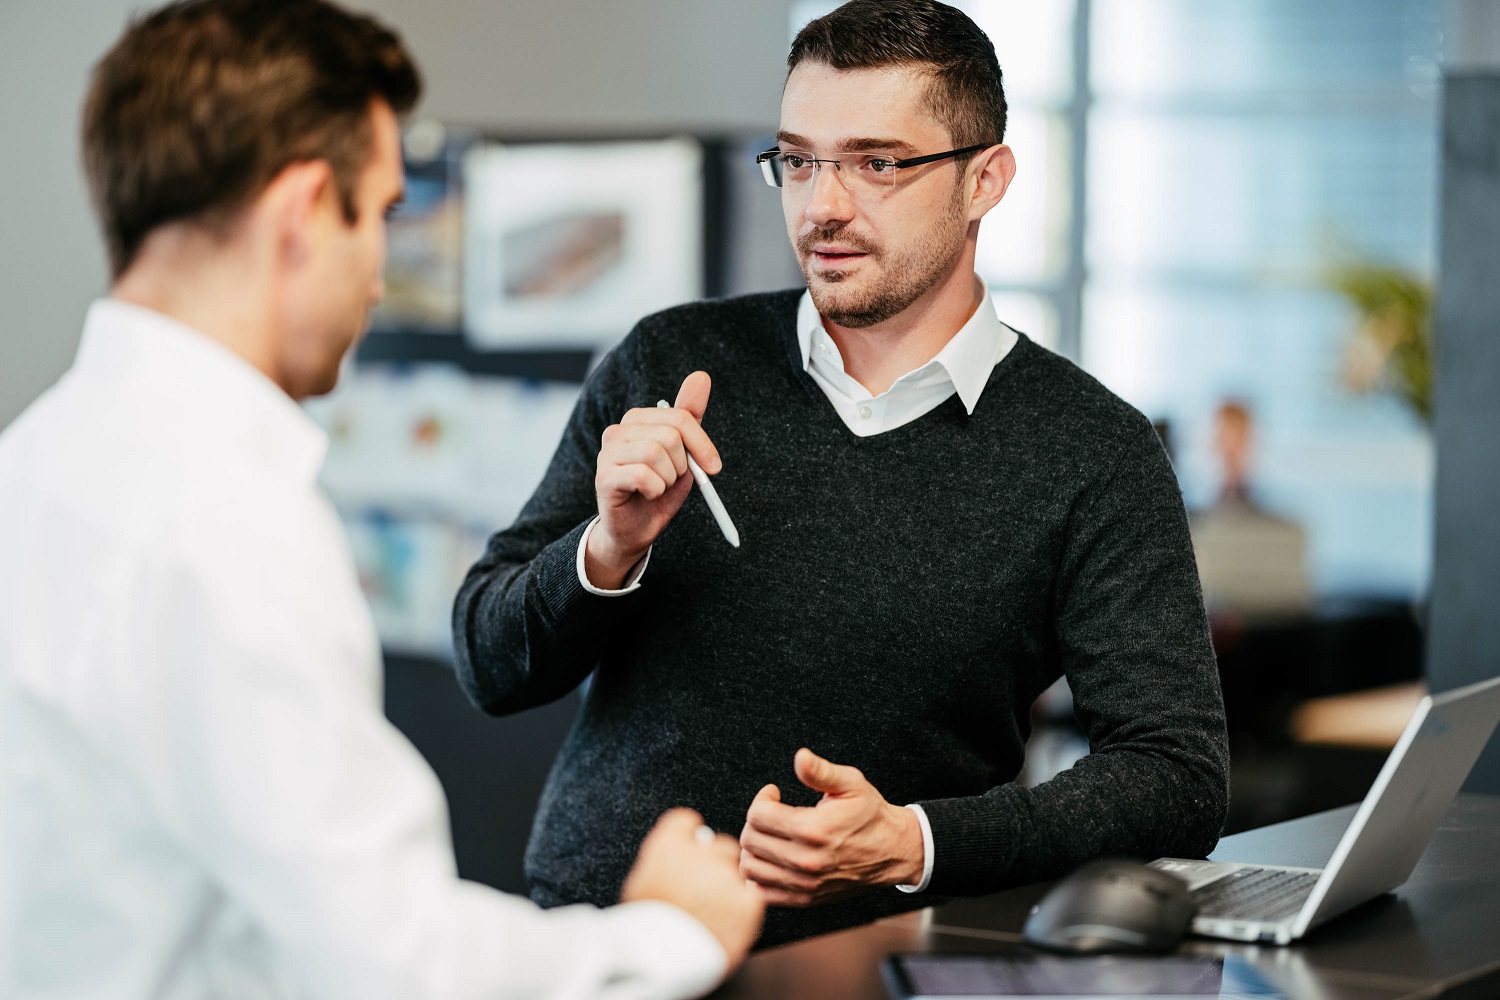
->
[[820, 344, 831, 357], [859, 405, 873, 419]]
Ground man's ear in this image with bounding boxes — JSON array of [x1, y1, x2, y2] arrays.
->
[[966, 144, 1016, 221], [257, 159, 335, 268]]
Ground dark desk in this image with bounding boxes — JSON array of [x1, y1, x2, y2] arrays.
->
[[715, 794, 1500, 1000]]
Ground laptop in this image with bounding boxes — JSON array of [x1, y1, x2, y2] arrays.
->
[[1150, 673, 1500, 945]]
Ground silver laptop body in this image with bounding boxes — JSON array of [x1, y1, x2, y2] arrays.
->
[[1151, 673, 1500, 945]]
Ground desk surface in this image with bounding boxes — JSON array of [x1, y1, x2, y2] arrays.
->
[[714, 794, 1500, 1000]]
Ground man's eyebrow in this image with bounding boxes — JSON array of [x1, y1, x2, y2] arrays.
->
[[839, 136, 919, 156], [773, 131, 918, 156]]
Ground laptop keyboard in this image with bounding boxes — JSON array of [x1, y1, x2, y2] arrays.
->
[[1191, 867, 1320, 922]]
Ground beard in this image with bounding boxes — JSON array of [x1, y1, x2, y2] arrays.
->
[[797, 180, 969, 329]]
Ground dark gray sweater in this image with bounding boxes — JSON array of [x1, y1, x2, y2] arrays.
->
[[452, 289, 1229, 948]]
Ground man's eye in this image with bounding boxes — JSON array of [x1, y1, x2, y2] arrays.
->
[[866, 158, 896, 173], [783, 154, 810, 169]]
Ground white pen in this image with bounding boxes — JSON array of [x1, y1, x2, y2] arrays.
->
[[657, 398, 741, 548]]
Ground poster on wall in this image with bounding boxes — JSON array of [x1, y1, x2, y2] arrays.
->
[[369, 121, 469, 333], [462, 138, 704, 350]]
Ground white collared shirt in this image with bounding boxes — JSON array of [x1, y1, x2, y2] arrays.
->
[[795, 281, 1018, 437], [0, 299, 725, 1000], [577, 281, 1018, 893]]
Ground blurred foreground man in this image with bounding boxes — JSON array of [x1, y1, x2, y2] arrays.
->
[[0, 2, 760, 997], [454, 0, 1229, 948]]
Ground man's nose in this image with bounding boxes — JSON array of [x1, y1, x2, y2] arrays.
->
[[802, 163, 856, 230]]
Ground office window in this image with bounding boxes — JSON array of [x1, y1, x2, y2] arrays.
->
[[968, 1, 1077, 353], [1084, 0, 1441, 599], [804, 0, 1441, 600]]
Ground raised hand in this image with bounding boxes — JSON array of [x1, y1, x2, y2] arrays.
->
[[584, 370, 721, 589], [738, 748, 926, 908]]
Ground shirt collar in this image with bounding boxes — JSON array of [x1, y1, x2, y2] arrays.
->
[[74, 298, 329, 486], [794, 279, 1017, 414]]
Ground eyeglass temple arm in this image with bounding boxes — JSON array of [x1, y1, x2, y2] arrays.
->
[[892, 143, 997, 169]]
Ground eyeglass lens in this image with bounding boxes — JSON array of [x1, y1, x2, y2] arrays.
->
[[761, 152, 899, 192]]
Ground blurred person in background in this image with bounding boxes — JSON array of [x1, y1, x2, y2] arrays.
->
[[453, 0, 1228, 949], [1190, 399, 1312, 619], [0, 2, 760, 997]]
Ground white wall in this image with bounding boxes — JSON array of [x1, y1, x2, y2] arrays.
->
[[357, 0, 791, 132], [0, 0, 134, 431], [0, 0, 793, 430]]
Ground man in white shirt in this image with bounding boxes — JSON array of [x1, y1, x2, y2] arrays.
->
[[0, 1, 762, 997]]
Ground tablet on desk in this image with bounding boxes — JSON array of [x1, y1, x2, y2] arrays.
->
[[882, 954, 1282, 1000]]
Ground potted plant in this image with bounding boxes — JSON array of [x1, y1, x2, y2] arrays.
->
[[1328, 265, 1433, 424]]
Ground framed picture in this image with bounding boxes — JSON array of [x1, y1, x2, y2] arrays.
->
[[462, 137, 704, 349]]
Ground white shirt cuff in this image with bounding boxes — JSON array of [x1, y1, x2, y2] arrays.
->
[[601, 899, 728, 999], [576, 516, 651, 596], [896, 803, 935, 894]]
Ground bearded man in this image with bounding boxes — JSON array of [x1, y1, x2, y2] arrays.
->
[[452, 0, 1229, 948]]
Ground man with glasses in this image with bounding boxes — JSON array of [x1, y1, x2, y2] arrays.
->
[[454, 0, 1229, 947]]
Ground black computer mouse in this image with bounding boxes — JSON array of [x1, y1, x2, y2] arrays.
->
[[1023, 859, 1197, 955]]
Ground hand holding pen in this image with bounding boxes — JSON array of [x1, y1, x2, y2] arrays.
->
[[584, 370, 740, 590]]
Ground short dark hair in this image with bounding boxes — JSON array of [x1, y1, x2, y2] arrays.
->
[[82, 0, 421, 278], [788, 0, 1006, 151]]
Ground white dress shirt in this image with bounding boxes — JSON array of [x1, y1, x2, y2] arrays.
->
[[577, 281, 1019, 892], [0, 300, 725, 1000], [796, 282, 1018, 436]]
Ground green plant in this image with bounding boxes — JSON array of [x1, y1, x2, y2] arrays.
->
[[1327, 265, 1433, 423]]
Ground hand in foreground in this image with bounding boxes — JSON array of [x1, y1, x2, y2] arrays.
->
[[585, 370, 721, 589], [738, 748, 925, 908], [621, 808, 766, 974]]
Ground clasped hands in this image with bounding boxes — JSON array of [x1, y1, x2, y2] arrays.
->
[[737, 747, 926, 907]]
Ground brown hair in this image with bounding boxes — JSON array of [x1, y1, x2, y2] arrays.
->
[[82, 0, 420, 278], [788, 0, 1006, 152]]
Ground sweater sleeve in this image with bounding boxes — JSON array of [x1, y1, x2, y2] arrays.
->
[[915, 421, 1230, 895], [450, 334, 646, 715]]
